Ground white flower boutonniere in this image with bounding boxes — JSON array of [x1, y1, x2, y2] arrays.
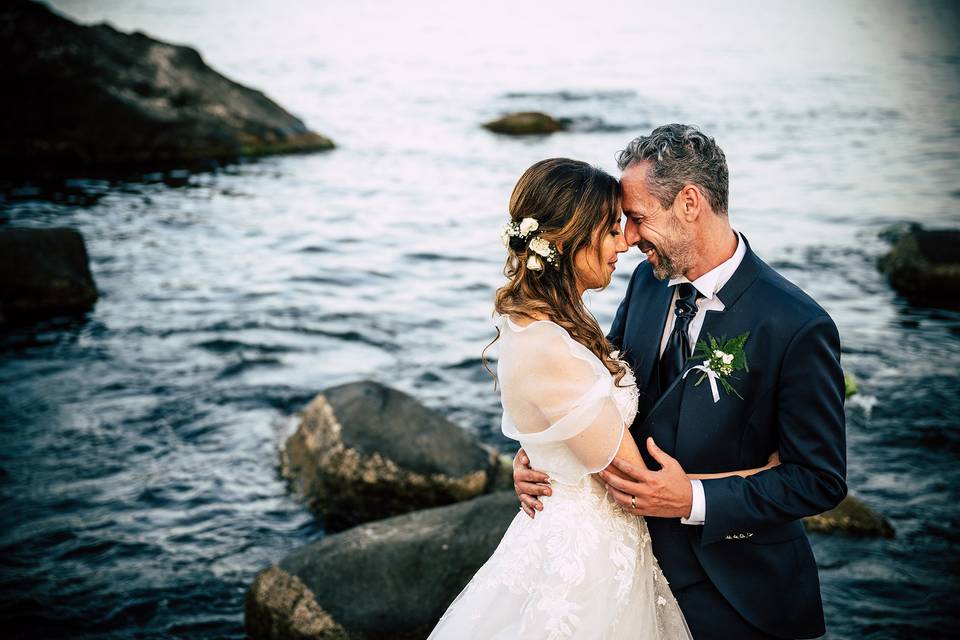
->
[[683, 332, 750, 402]]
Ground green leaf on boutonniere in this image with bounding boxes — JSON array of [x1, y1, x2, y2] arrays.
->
[[691, 331, 750, 400]]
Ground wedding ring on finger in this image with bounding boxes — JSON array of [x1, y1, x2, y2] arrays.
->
[[631, 495, 637, 510]]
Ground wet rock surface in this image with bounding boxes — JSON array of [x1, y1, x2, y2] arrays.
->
[[482, 111, 566, 135], [281, 381, 501, 531], [804, 494, 895, 538], [879, 224, 960, 310], [0, 1, 334, 175], [247, 491, 519, 640], [0, 227, 98, 328]]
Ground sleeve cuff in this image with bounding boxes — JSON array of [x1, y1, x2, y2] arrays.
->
[[681, 479, 705, 525]]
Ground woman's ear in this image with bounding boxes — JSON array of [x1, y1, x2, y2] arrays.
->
[[555, 240, 564, 254]]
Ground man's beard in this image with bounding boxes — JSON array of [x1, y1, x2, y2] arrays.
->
[[647, 228, 696, 281]]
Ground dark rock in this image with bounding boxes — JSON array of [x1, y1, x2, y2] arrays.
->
[[246, 565, 353, 640], [281, 381, 501, 531], [878, 223, 960, 310], [247, 491, 519, 640], [482, 111, 566, 135], [0, 1, 334, 175], [803, 494, 895, 538], [0, 227, 98, 327]]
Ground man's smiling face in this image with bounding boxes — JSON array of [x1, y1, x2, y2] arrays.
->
[[620, 161, 696, 280]]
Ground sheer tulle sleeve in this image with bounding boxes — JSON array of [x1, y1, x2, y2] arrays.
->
[[497, 318, 627, 485]]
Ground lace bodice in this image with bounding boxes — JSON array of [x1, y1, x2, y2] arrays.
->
[[495, 314, 640, 485], [428, 318, 690, 638]]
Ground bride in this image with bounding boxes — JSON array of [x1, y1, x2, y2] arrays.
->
[[427, 158, 777, 639]]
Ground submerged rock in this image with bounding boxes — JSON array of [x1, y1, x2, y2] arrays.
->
[[0, 1, 334, 175], [483, 111, 566, 135], [0, 227, 98, 328], [803, 494, 895, 538], [246, 491, 519, 640], [281, 381, 502, 531], [878, 224, 960, 310]]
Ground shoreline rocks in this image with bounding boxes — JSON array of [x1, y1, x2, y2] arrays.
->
[[482, 111, 566, 135], [803, 494, 895, 538], [253, 383, 894, 638], [878, 223, 960, 310], [281, 381, 504, 531], [0, 2, 334, 176], [247, 491, 519, 640], [0, 227, 98, 328]]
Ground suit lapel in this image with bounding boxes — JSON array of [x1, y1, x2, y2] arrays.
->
[[625, 273, 673, 394], [674, 238, 765, 461]]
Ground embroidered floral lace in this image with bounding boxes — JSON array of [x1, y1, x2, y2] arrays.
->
[[427, 315, 691, 639]]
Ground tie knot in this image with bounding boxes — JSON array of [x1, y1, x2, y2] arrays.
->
[[675, 282, 701, 316]]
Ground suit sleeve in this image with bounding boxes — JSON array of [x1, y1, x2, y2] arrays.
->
[[699, 313, 848, 545], [606, 265, 638, 351]]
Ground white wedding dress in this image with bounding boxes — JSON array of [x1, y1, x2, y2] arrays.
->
[[427, 315, 692, 640]]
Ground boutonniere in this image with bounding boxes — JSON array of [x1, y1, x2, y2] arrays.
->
[[683, 332, 750, 403]]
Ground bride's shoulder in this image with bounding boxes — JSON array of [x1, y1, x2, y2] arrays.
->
[[496, 314, 572, 344], [495, 314, 601, 366]]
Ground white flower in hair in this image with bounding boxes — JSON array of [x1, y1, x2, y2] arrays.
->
[[529, 237, 552, 257], [500, 227, 512, 248], [519, 217, 539, 235], [526, 254, 544, 271]]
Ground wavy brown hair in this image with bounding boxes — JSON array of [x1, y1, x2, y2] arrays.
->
[[484, 158, 627, 386]]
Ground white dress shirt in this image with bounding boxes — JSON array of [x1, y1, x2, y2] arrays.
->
[[656, 231, 747, 525]]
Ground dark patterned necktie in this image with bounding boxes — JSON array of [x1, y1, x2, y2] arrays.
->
[[659, 282, 703, 391]]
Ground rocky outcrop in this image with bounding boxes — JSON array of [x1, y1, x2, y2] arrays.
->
[[246, 566, 353, 640], [281, 381, 503, 531], [878, 224, 960, 310], [0, 1, 334, 175], [0, 227, 98, 328], [483, 111, 566, 135], [803, 494, 895, 538], [246, 491, 519, 640]]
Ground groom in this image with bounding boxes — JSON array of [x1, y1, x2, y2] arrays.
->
[[513, 124, 847, 639]]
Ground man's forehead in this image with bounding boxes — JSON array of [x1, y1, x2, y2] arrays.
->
[[620, 163, 648, 192]]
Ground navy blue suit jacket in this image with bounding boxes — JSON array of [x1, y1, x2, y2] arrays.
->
[[607, 235, 847, 639]]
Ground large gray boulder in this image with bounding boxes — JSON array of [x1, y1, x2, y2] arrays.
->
[[0, 227, 98, 328], [0, 1, 334, 174], [281, 381, 506, 531], [246, 491, 519, 640], [879, 224, 960, 310]]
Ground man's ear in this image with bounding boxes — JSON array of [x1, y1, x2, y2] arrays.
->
[[676, 185, 702, 222]]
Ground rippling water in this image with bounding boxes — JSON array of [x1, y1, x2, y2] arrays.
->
[[1, 1, 959, 638]]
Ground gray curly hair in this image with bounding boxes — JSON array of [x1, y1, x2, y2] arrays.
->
[[616, 124, 729, 216]]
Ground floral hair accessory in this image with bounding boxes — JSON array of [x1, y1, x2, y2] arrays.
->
[[500, 217, 559, 271]]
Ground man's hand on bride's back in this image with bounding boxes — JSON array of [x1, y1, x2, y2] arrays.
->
[[513, 448, 552, 519]]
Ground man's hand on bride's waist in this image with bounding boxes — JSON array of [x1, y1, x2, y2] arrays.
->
[[513, 448, 552, 519]]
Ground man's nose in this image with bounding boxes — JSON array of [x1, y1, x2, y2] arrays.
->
[[624, 220, 641, 247]]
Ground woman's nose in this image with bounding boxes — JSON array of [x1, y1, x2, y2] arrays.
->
[[616, 234, 629, 252]]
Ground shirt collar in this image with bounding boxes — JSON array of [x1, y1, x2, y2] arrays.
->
[[668, 231, 747, 300]]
